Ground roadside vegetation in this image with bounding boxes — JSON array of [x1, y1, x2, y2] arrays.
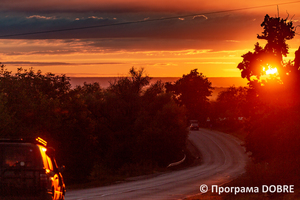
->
[[186, 14, 300, 199], [0, 66, 211, 185], [232, 14, 300, 193]]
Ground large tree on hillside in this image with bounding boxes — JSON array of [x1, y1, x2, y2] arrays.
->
[[165, 69, 213, 124], [237, 14, 300, 163], [237, 14, 295, 81], [237, 14, 300, 110]]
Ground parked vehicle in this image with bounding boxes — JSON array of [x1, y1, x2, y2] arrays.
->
[[0, 137, 66, 200], [189, 120, 199, 131]]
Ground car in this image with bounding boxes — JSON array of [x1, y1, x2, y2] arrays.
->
[[190, 122, 199, 130], [0, 137, 66, 200]]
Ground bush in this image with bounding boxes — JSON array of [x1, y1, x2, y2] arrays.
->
[[0, 66, 189, 183]]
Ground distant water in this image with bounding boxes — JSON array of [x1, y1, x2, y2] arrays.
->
[[69, 77, 248, 88], [69, 77, 248, 101]]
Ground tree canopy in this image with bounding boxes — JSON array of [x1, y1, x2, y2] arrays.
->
[[0, 66, 188, 183], [237, 14, 295, 81], [236, 14, 300, 165], [165, 69, 213, 124]]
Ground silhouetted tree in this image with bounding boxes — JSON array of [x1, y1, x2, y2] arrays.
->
[[98, 67, 188, 171], [238, 14, 295, 81], [0, 65, 189, 182], [214, 86, 248, 128], [165, 69, 213, 124], [237, 14, 300, 116], [237, 14, 300, 166], [0, 66, 71, 137]]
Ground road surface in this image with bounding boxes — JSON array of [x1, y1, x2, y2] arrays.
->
[[66, 128, 248, 200]]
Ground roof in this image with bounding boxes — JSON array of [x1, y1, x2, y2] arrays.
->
[[0, 137, 47, 147]]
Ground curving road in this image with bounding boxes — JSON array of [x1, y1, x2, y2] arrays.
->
[[66, 128, 248, 200]]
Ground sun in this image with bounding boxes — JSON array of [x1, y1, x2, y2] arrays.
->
[[263, 66, 278, 75], [258, 65, 282, 85]]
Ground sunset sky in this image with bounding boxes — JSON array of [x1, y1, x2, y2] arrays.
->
[[0, 0, 300, 78]]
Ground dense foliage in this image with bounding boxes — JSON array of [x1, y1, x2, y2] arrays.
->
[[235, 14, 300, 167], [211, 86, 248, 129], [237, 14, 295, 81], [211, 16, 300, 188], [165, 69, 213, 124], [0, 66, 188, 183]]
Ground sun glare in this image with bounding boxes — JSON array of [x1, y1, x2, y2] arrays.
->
[[263, 66, 278, 75]]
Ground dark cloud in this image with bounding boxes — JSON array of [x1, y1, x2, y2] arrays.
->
[[0, 0, 235, 13], [0, 13, 261, 42], [3, 0, 298, 15]]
